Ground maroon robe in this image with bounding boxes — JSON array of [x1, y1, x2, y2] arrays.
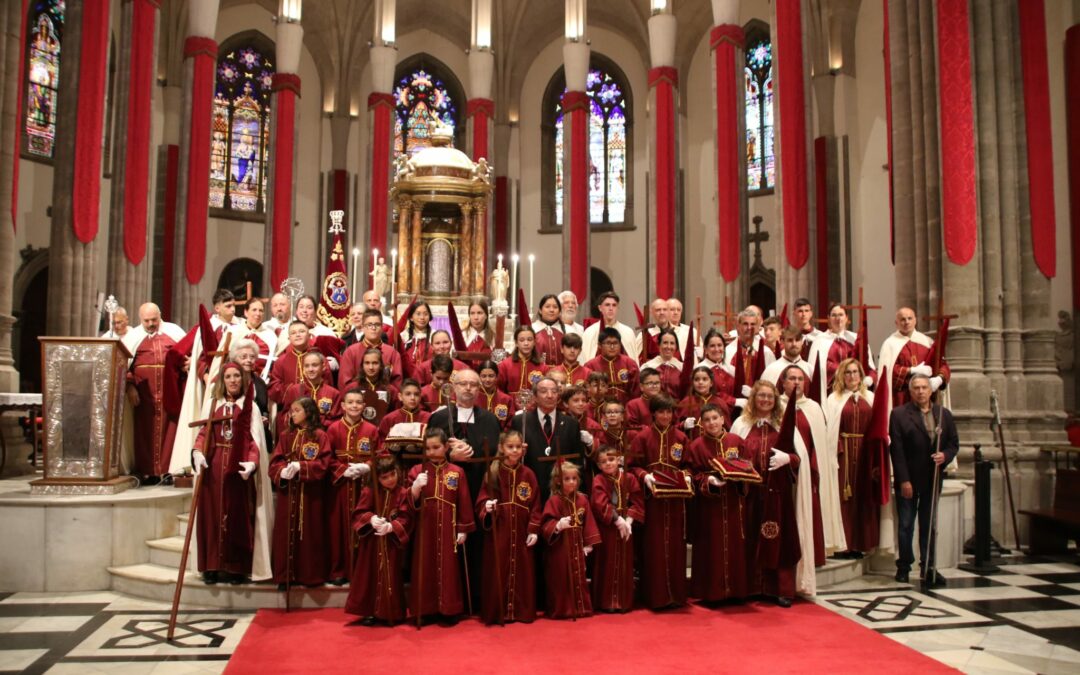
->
[[540, 491, 601, 619], [796, 410, 826, 566], [401, 334, 433, 375], [651, 360, 683, 399], [686, 432, 750, 601], [548, 362, 592, 388], [599, 426, 639, 458], [338, 340, 403, 390], [701, 362, 737, 410], [628, 425, 691, 609], [533, 323, 564, 366], [584, 354, 641, 403], [277, 381, 340, 436], [625, 397, 653, 429], [269, 427, 331, 585], [192, 399, 259, 575], [496, 357, 547, 397], [128, 333, 178, 476], [572, 413, 604, 465], [414, 357, 470, 386], [474, 463, 542, 624], [743, 421, 801, 599], [344, 484, 411, 622], [420, 382, 455, 412], [677, 393, 732, 441], [590, 470, 645, 612], [891, 340, 951, 407], [479, 387, 515, 429], [376, 407, 430, 446], [268, 347, 332, 405], [407, 460, 475, 617], [837, 395, 880, 552], [326, 418, 379, 581]]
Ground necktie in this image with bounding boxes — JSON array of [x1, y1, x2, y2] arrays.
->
[[543, 414, 553, 438]]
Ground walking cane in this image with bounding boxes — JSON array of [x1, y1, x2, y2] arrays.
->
[[923, 414, 945, 585]]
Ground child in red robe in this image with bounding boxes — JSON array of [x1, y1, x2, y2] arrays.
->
[[540, 461, 600, 619], [326, 389, 380, 584], [345, 456, 411, 625], [547, 333, 591, 388], [474, 429, 541, 624], [497, 326, 547, 399], [584, 327, 640, 403], [586, 372, 610, 420], [590, 446, 644, 612], [598, 400, 639, 458], [563, 386, 603, 465], [408, 427, 475, 623], [269, 397, 331, 587], [377, 379, 430, 446], [678, 366, 732, 441], [626, 367, 660, 428], [342, 347, 399, 416], [478, 361, 515, 429], [277, 350, 340, 436], [420, 355, 456, 412]]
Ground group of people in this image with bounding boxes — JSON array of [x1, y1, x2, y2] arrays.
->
[[116, 286, 959, 626]]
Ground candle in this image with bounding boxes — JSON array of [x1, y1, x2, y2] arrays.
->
[[390, 248, 398, 308], [510, 253, 520, 318], [528, 254, 535, 314], [351, 247, 360, 300], [371, 248, 379, 291]]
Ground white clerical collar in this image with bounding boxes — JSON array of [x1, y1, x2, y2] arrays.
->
[[456, 405, 476, 423]]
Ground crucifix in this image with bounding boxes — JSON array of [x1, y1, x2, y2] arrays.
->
[[923, 297, 959, 335], [841, 287, 883, 330], [748, 215, 769, 268], [710, 296, 738, 333]]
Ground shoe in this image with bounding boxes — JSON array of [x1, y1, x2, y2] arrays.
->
[[921, 571, 946, 588], [439, 614, 460, 627], [277, 582, 287, 592], [327, 577, 349, 587], [776, 597, 792, 608], [360, 616, 377, 627], [202, 571, 218, 585], [894, 570, 909, 583]]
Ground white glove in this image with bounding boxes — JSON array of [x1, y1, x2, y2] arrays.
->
[[683, 417, 696, 430], [554, 516, 572, 532], [192, 451, 209, 476], [370, 515, 387, 529], [347, 462, 370, 479], [615, 516, 631, 540], [910, 363, 932, 377], [526, 533, 538, 547], [327, 356, 340, 371], [411, 471, 428, 496], [514, 409, 524, 416], [735, 398, 748, 409], [580, 430, 594, 445], [238, 461, 256, 480], [684, 473, 693, 488], [708, 475, 725, 488], [644, 473, 657, 492], [484, 499, 497, 513], [455, 532, 466, 545], [741, 385, 752, 398], [930, 375, 943, 392], [862, 376, 874, 388], [768, 448, 791, 471], [378, 522, 394, 536], [280, 461, 300, 480], [583, 545, 593, 556]]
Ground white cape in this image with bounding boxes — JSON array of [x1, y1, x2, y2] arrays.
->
[[790, 396, 846, 559]]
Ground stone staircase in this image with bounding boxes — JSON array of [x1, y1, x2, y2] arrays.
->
[[107, 511, 349, 609]]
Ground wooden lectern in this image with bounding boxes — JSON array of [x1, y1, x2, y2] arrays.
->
[[31, 337, 132, 495]]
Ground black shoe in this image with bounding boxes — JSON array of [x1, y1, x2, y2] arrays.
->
[[143, 475, 162, 487], [202, 571, 218, 585], [327, 577, 349, 587], [439, 614, 460, 627], [776, 596, 792, 608], [227, 573, 249, 586], [360, 616, 377, 627], [850, 551, 865, 560], [277, 582, 288, 592], [921, 571, 946, 588], [894, 570, 909, 583]]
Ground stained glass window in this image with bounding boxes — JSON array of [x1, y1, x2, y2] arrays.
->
[[209, 43, 274, 212], [394, 69, 457, 156], [745, 35, 774, 192], [553, 66, 628, 226], [23, 0, 64, 159]]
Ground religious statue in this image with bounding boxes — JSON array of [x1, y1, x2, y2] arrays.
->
[[370, 257, 391, 300], [489, 260, 510, 309], [394, 154, 416, 181], [473, 157, 492, 183]]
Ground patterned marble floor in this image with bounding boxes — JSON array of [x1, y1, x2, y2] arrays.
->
[[1, 554, 1077, 674]]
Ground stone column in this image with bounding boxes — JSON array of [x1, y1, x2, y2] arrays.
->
[[561, 40, 590, 303], [1067, 25, 1080, 416], [467, 47, 494, 285], [0, 0, 23, 389], [47, 0, 111, 336], [367, 44, 397, 256], [460, 202, 474, 296], [647, 8, 678, 301], [395, 197, 412, 296], [106, 0, 159, 310], [473, 199, 487, 294], [410, 205, 422, 293], [171, 0, 220, 327], [710, 0, 746, 307], [265, 17, 303, 291]]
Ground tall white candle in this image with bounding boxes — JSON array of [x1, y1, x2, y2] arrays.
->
[[371, 248, 379, 291], [510, 253, 520, 317], [351, 247, 360, 300], [390, 249, 398, 308], [528, 254, 535, 314]]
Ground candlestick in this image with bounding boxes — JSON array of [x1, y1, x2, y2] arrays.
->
[[528, 254, 535, 314], [510, 253, 520, 318], [390, 249, 398, 309], [371, 248, 379, 291], [351, 247, 360, 301]]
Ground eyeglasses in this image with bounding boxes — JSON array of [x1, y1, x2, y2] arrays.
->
[[363, 323, 383, 329]]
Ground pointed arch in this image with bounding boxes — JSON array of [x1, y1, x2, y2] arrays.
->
[[392, 54, 466, 156]]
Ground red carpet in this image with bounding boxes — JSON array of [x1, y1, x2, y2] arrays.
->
[[226, 601, 956, 674]]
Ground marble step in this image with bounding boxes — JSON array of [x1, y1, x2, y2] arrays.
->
[[816, 556, 867, 589], [108, 562, 349, 609], [147, 536, 185, 568]]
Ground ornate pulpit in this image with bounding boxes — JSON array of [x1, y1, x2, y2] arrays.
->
[[31, 337, 132, 495], [391, 122, 493, 301]]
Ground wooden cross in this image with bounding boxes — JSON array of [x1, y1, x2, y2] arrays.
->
[[710, 297, 738, 332], [234, 281, 255, 309], [695, 296, 703, 340], [841, 287, 882, 330], [748, 216, 769, 267], [923, 297, 959, 334]]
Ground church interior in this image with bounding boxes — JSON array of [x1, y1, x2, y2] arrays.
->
[[0, 0, 1079, 672]]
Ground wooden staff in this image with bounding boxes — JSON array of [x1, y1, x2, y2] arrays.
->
[[990, 390, 1021, 549], [167, 331, 233, 641], [284, 474, 294, 612], [924, 411, 944, 585], [464, 438, 501, 624]]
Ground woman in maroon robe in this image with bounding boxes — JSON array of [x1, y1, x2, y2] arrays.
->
[[590, 447, 644, 612], [345, 457, 411, 625], [192, 363, 260, 584], [532, 294, 565, 366], [640, 330, 684, 399], [627, 394, 692, 610], [541, 461, 600, 619], [826, 358, 879, 555], [686, 405, 750, 602], [269, 397, 332, 587], [678, 366, 732, 441], [497, 325, 547, 399], [474, 429, 541, 624], [326, 389, 380, 584]]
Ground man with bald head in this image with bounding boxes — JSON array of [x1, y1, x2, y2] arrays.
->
[[635, 298, 672, 362], [126, 303, 184, 483], [878, 307, 951, 408], [665, 298, 698, 356], [102, 307, 130, 339], [362, 289, 394, 332], [263, 292, 292, 336]]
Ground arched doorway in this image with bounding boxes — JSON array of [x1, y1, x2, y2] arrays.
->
[[14, 261, 49, 393], [588, 267, 614, 319], [217, 258, 263, 301]]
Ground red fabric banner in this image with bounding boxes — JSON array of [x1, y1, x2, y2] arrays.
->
[[814, 137, 829, 313], [183, 36, 218, 284], [122, 0, 158, 264], [11, 0, 29, 231], [883, 0, 894, 264], [563, 91, 590, 300], [650, 67, 677, 299], [368, 92, 395, 255], [935, 0, 977, 266], [467, 98, 493, 162], [1066, 27, 1080, 308], [775, 0, 809, 270], [712, 24, 743, 282], [270, 81, 297, 290], [494, 175, 508, 257], [162, 144, 179, 320], [1017, 0, 1056, 279], [71, 0, 111, 244], [332, 168, 348, 212]]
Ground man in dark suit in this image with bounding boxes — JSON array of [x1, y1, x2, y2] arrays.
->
[[511, 376, 589, 500], [889, 373, 959, 585], [426, 368, 502, 497]]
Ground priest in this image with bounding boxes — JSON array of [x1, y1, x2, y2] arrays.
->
[[126, 303, 186, 482], [878, 307, 951, 408]]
